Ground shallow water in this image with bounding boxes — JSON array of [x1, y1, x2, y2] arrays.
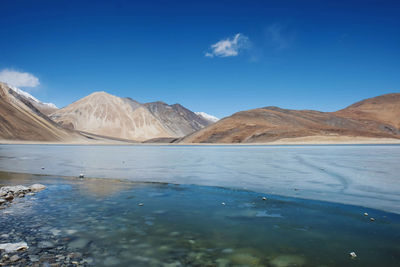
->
[[0, 172, 399, 266], [1, 145, 400, 213]]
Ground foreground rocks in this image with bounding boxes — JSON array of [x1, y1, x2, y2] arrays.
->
[[0, 184, 46, 208]]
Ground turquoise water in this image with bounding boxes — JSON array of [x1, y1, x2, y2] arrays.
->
[[1, 172, 399, 266]]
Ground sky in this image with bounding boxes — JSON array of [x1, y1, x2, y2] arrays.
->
[[0, 0, 399, 118]]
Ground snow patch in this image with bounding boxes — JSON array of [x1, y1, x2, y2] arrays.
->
[[195, 112, 219, 123], [7, 84, 58, 109]]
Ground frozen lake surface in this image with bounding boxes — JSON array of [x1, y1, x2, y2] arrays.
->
[[1, 144, 400, 213]]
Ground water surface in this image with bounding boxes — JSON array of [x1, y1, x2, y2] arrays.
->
[[1, 144, 399, 213], [1, 172, 399, 266]]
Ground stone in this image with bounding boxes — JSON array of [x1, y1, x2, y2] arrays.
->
[[230, 253, 260, 266], [103, 256, 121, 265], [0, 242, 29, 253], [349, 252, 357, 258], [38, 241, 55, 249], [221, 202, 226, 206], [29, 255, 39, 262], [0, 199, 6, 205], [68, 238, 90, 249], [10, 255, 20, 262], [370, 218, 375, 221], [262, 197, 267, 200], [79, 174, 84, 178], [29, 184, 46, 192], [138, 203, 144, 206], [4, 194, 13, 201], [270, 254, 306, 267], [364, 212, 368, 216]]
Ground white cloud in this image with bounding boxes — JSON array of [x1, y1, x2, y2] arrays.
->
[[205, 33, 250, 58], [0, 69, 40, 88]]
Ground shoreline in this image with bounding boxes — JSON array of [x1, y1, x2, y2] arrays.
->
[[1, 136, 400, 146]]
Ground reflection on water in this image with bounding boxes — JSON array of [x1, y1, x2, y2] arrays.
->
[[1, 172, 399, 266]]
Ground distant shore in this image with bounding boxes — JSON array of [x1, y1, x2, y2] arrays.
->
[[1, 136, 400, 145]]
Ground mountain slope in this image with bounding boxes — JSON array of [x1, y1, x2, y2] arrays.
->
[[335, 93, 400, 128], [181, 102, 400, 143], [7, 85, 58, 115], [144, 102, 211, 137], [50, 92, 173, 141], [0, 82, 80, 141]]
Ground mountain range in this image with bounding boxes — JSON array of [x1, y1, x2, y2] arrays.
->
[[0, 82, 399, 144]]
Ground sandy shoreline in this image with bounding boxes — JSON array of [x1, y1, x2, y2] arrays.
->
[[1, 136, 400, 145]]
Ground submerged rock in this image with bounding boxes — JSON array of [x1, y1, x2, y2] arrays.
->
[[0, 242, 29, 253], [270, 254, 306, 267], [349, 252, 357, 258]]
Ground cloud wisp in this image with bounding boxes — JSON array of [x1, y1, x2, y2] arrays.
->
[[205, 33, 250, 58], [0, 69, 40, 88], [266, 23, 294, 51]]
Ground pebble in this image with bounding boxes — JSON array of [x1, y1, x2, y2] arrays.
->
[[349, 251, 357, 258], [138, 203, 144, 206], [9, 254, 20, 262], [221, 202, 226, 206], [262, 197, 267, 201], [370, 218, 375, 221], [364, 212, 368, 216]]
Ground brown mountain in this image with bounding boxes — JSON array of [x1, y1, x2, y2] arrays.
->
[[50, 92, 212, 141], [335, 93, 400, 128], [0, 82, 82, 141], [180, 94, 400, 143]]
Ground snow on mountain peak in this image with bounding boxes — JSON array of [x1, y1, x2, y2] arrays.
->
[[7, 84, 58, 109], [195, 112, 219, 123]]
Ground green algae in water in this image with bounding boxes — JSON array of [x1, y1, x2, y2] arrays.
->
[[0, 173, 400, 266]]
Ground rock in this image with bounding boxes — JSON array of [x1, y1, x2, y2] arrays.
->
[[27, 192, 35, 196], [103, 256, 121, 265], [79, 173, 84, 178], [370, 218, 375, 221], [349, 252, 357, 258], [29, 184, 46, 192], [138, 203, 144, 206], [10, 255, 20, 262], [68, 238, 90, 249], [262, 197, 267, 200], [29, 255, 39, 262], [4, 194, 14, 201], [270, 254, 306, 267], [0, 242, 29, 253], [38, 241, 55, 249], [364, 212, 368, 216], [221, 202, 226, 206], [231, 253, 260, 266], [0, 199, 6, 205]]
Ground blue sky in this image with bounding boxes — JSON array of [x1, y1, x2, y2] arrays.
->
[[0, 0, 399, 118]]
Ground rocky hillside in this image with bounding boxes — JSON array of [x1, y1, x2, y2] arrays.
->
[[335, 93, 400, 128], [181, 94, 400, 143], [0, 83, 81, 141], [50, 92, 213, 141]]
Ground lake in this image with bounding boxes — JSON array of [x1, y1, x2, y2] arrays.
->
[[0, 145, 400, 266]]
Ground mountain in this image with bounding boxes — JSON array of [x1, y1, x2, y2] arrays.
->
[[144, 102, 211, 137], [0, 82, 80, 141], [7, 85, 58, 115], [335, 93, 400, 128], [195, 112, 219, 123], [180, 94, 400, 143], [50, 92, 213, 141]]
